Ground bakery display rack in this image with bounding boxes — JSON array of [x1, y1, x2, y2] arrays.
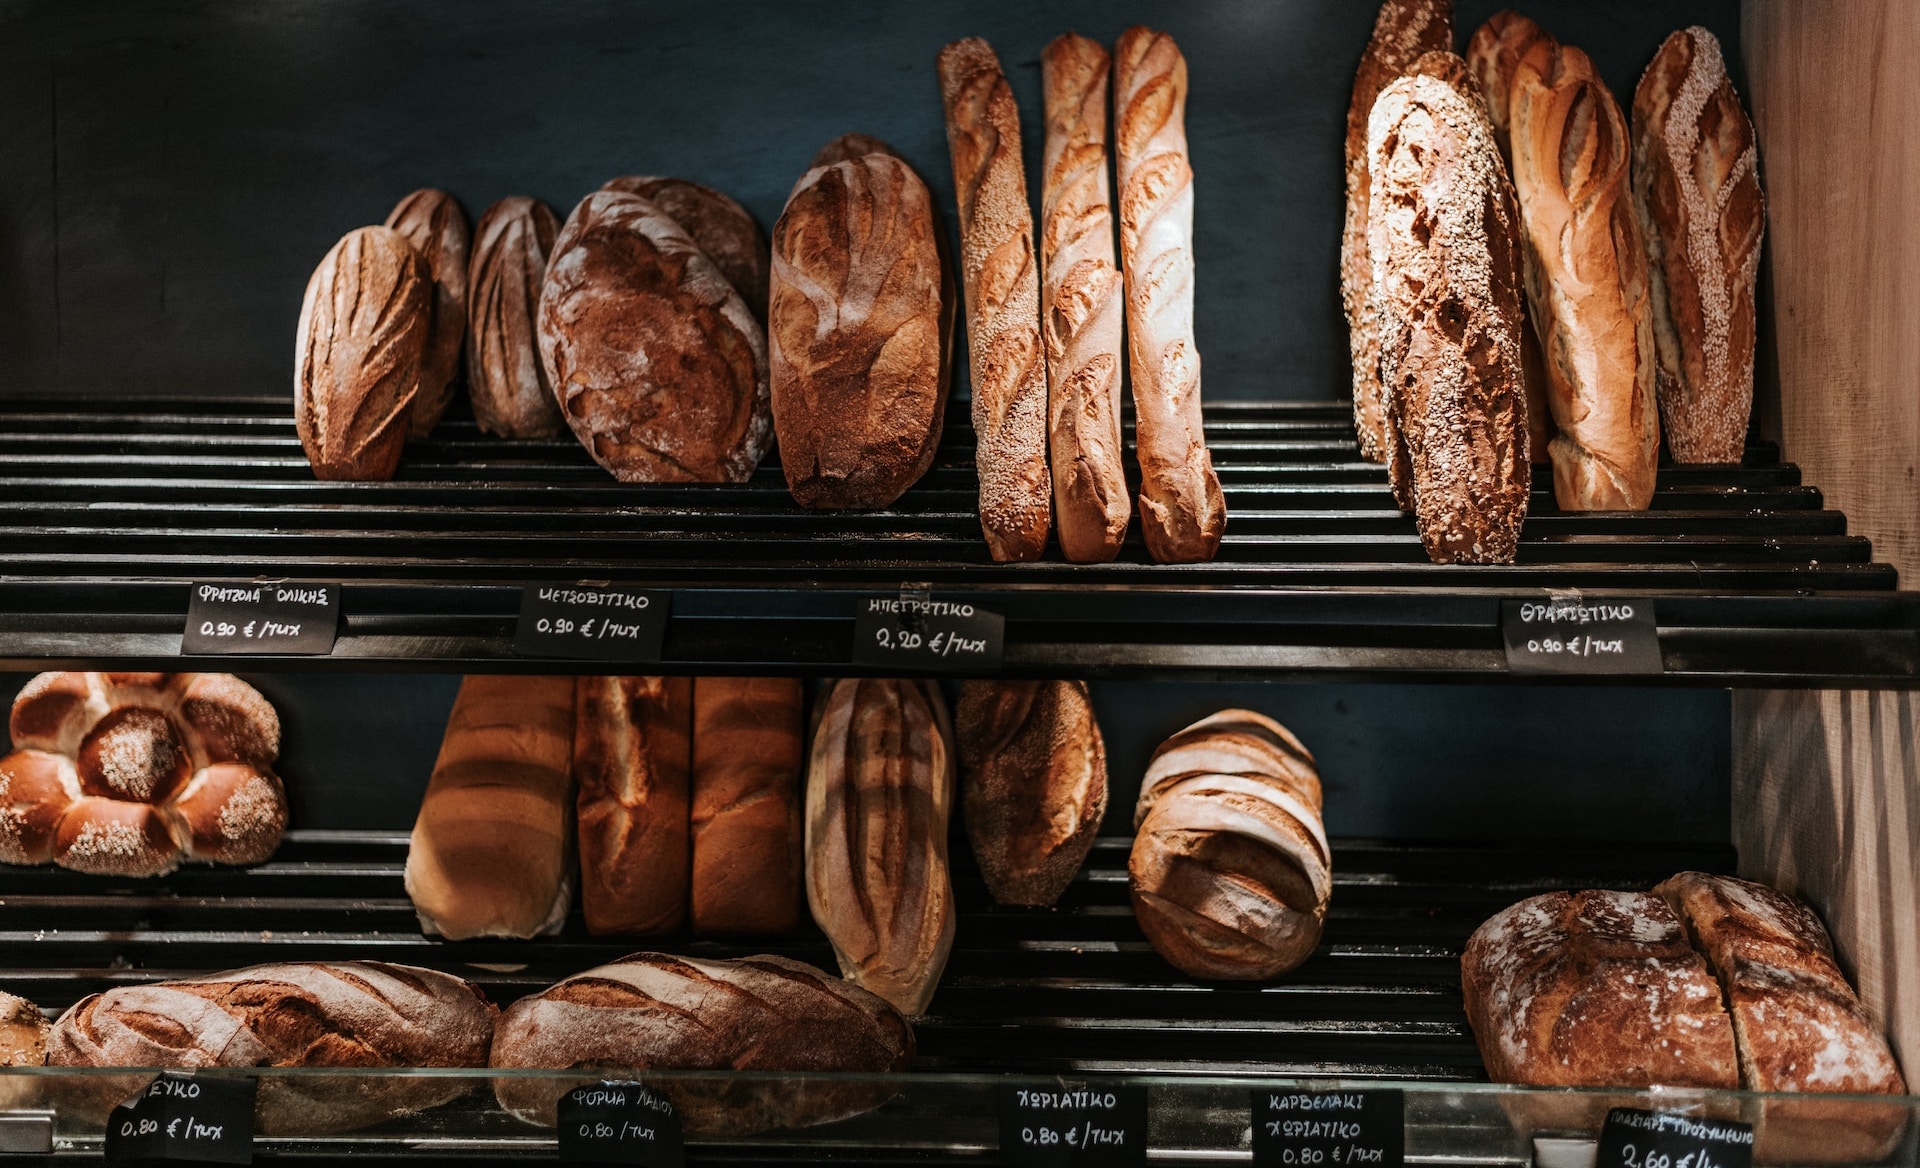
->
[[1, 393, 1915, 685]]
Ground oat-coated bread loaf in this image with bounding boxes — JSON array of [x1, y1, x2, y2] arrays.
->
[[769, 139, 951, 509], [805, 678, 955, 1015], [956, 679, 1107, 907], [1509, 40, 1661, 510], [1461, 889, 1738, 1088], [0, 991, 48, 1109], [1129, 710, 1330, 980], [539, 190, 772, 483], [1632, 27, 1764, 465], [1114, 27, 1226, 563], [489, 952, 914, 1134], [293, 225, 429, 481], [1367, 70, 1531, 563], [938, 37, 1052, 563], [47, 961, 495, 1135], [405, 674, 575, 940], [1343, 0, 1454, 463], [601, 176, 770, 321], [691, 677, 804, 935], [1040, 34, 1130, 563], [466, 197, 566, 439], [384, 189, 470, 438], [575, 676, 692, 936]]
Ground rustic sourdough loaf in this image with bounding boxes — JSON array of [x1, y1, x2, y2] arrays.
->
[[466, 197, 566, 438], [384, 189, 470, 438]]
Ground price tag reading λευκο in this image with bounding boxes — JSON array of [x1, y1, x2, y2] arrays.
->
[[556, 1081, 685, 1167], [1501, 595, 1662, 675], [1595, 1108, 1754, 1168], [182, 582, 339, 655], [998, 1083, 1147, 1168], [104, 1071, 254, 1165], [1252, 1088, 1404, 1168], [852, 594, 1004, 673], [514, 584, 670, 662]]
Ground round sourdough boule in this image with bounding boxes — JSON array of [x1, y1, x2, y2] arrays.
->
[[539, 190, 771, 483], [294, 225, 430, 481], [601, 176, 769, 321], [384, 188, 471, 438]]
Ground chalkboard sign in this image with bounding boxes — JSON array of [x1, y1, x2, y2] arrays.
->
[[852, 594, 1004, 672], [556, 1081, 685, 1167], [1501, 596, 1662, 675], [104, 1071, 254, 1165], [1595, 1108, 1753, 1168], [1253, 1089, 1403, 1168], [182, 582, 339, 655], [514, 584, 670, 661], [998, 1083, 1148, 1168]]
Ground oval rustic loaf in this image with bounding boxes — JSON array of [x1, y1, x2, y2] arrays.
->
[[466, 197, 565, 439], [293, 225, 429, 481], [602, 175, 769, 321], [384, 188, 470, 438], [539, 190, 771, 483]]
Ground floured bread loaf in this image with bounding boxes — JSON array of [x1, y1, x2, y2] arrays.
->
[[1632, 27, 1764, 465], [466, 197, 566, 438], [384, 189, 470, 438], [601, 176, 769, 320]]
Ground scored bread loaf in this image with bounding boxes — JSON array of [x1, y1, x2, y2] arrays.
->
[[1631, 27, 1764, 465], [0, 991, 48, 1109], [384, 189, 470, 438], [1461, 889, 1738, 1088], [956, 679, 1107, 907], [47, 961, 496, 1135], [489, 952, 914, 1134], [466, 197, 566, 439], [769, 136, 951, 509], [539, 190, 772, 483], [294, 225, 429, 481], [691, 677, 804, 935], [575, 676, 692, 936], [1114, 27, 1226, 564], [805, 678, 956, 1015], [1367, 68, 1531, 563], [1509, 38, 1661, 510], [601, 176, 770, 321], [404, 674, 575, 940], [1128, 711, 1330, 980], [938, 37, 1052, 563], [1342, 0, 1454, 462], [1040, 33, 1129, 563]]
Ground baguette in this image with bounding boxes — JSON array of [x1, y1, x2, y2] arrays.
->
[[1114, 27, 1225, 563], [938, 37, 1052, 563], [384, 189, 470, 438], [575, 676, 692, 935], [1040, 33, 1129, 562], [691, 677, 804, 934]]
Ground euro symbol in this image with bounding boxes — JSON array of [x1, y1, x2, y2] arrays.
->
[[243, 621, 256, 638], [167, 1118, 180, 1137]]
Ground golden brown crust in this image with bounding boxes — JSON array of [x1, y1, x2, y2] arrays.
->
[[1510, 41, 1661, 510], [804, 678, 955, 1015], [1114, 26, 1226, 563], [691, 677, 804, 934], [1368, 71, 1532, 563], [1632, 27, 1764, 465], [539, 190, 772, 483], [1343, 0, 1454, 462], [383, 189, 470, 438], [294, 226, 428, 481], [769, 149, 950, 509], [602, 176, 770, 322], [1041, 34, 1130, 562], [574, 676, 691, 935], [810, 133, 897, 169], [466, 197, 566, 438], [404, 675, 575, 940], [955, 679, 1108, 907], [938, 37, 1052, 563]]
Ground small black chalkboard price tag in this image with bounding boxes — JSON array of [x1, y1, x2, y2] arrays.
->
[[852, 594, 1005, 672], [104, 1071, 254, 1165], [1253, 1089, 1403, 1168], [182, 582, 339, 656], [1595, 1108, 1754, 1168], [1501, 595, 1662, 675], [514, 584, 670, 661], [556, 1081, 685, 1167], [999, 1083, 1148, 1168]]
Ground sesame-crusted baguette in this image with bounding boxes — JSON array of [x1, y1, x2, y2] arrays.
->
[[938, 38, 1051, 563], [1632, 27, 1764, 465], [1040, 34, 1130, 563], [1343, 0, 1454, 462], [1113, 26, 1225, 563]]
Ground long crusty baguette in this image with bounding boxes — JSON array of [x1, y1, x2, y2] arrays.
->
[[1114, 27, 1225, 563], [1040, 34, 1129, 563], [574, 676, 692, 935], [1342, 0, 1454, 462], [938, 38, 1052, 563], [1631, 27, 1764, 465], [1509, 40, 1660, 510], [404, 675, 574, 940]]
